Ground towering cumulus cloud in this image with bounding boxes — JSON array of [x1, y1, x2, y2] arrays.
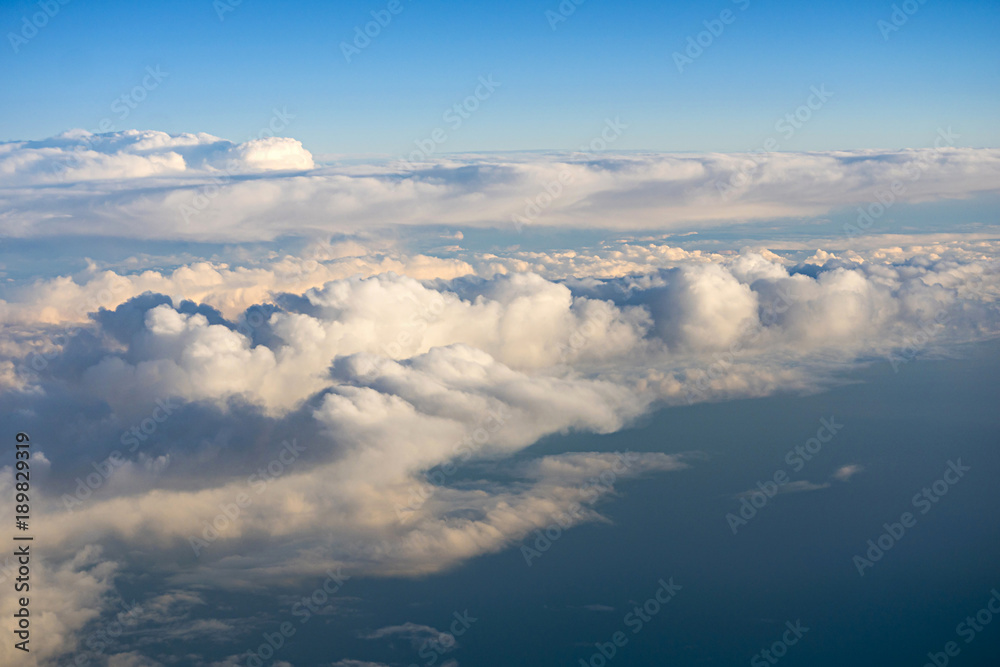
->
[[1, 130, 999, 665]]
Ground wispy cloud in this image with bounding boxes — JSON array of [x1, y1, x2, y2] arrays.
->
[[833, 464, 864, 481]]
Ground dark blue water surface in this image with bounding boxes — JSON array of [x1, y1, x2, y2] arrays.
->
[[163, 339, 999, 667]]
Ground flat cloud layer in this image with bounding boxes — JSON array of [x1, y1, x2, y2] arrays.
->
[[0, 129, 314, 184], [2, 130, 1000, 665], [2, 130, 1000, 240]]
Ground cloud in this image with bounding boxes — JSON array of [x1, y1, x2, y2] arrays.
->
[[360, 623, 461, 667], [0, 542, 119, 665], [736, 479, 830, 499], [833, 464, 864, 481], [2, 243, 994, 591], [0, 129, 313, 185], [2, 132, 999, 240], [1, 179, 1000, 664], [778, 480, 831, 494], [362, 621, 453, 646], [212, 659, 293, 667], [0, 251, 476, 327], [106, 653, 166, 667], [646, 263, 759, 352]]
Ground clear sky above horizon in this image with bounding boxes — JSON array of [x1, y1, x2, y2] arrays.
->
[[1, 0, 998, 156]]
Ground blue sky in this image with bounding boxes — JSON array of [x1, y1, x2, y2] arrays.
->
[[1, 0, 998, 155]]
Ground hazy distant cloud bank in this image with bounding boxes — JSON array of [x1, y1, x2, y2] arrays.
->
[[2, 130, 999, 241]]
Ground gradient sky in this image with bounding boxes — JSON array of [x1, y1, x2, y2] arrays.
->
[[1, 0, 998, 155]]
